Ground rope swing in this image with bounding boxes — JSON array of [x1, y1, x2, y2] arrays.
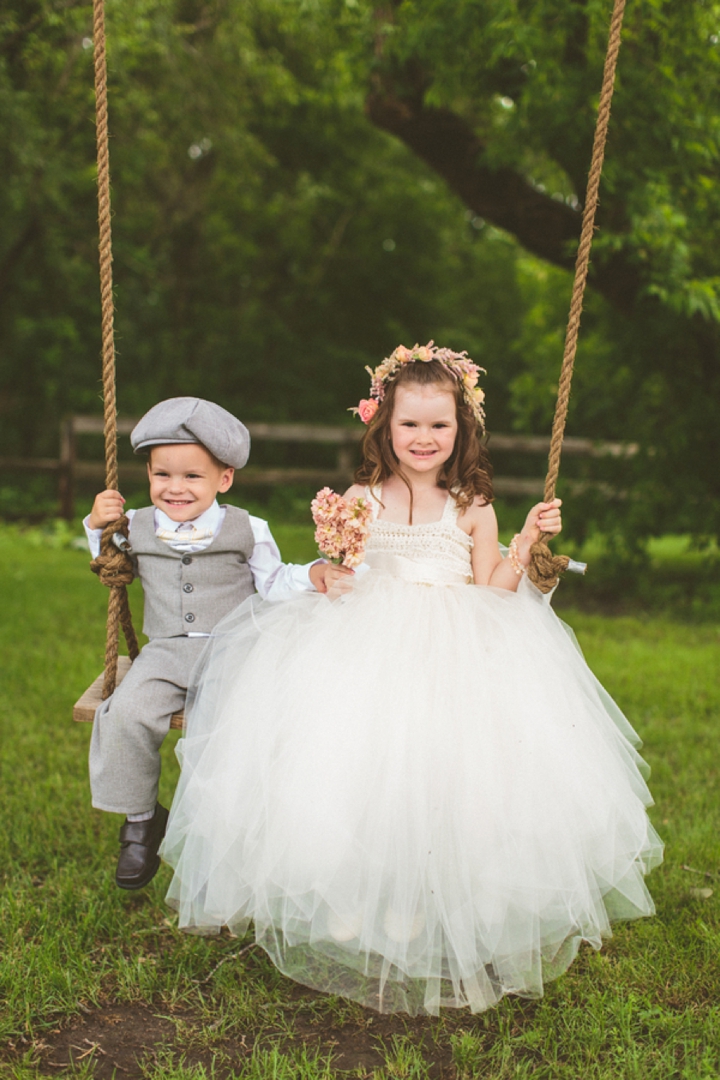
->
[[84, 0, 627, 700], [528, 0, 627, 592], [88, 0, 139, 698]]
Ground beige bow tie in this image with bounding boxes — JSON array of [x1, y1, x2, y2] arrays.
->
[[156, 525, 215, 546]]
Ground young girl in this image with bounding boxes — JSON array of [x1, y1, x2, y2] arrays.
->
[[161, 345, 662, 1016]]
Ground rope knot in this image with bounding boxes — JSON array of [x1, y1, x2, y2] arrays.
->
[[91, 549, 135, 587], [91, 517, 135, 588], [526, 540, 570, 595], [91, 514, 140, 696]]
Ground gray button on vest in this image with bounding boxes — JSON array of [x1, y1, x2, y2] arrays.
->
[[183, 583, 194, 593], [185, 613, 195, 623], [181, 555, 192, 565]]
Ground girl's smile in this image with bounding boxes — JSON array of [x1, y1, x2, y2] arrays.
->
[[389, 384, 458, 478]]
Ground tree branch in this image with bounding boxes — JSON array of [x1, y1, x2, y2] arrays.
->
[[366, 86, 641, 314]]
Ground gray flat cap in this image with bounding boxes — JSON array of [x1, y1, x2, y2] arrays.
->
[[130, 397, 250, 469]]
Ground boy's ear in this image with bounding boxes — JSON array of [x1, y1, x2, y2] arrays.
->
[[218, 466, 234, 493]]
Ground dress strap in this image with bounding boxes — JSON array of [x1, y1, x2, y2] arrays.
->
[[442, 491, 460, 523], [365, 486, 383, 521]]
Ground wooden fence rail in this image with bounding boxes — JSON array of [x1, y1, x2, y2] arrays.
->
[[0, 415, 637, 520]]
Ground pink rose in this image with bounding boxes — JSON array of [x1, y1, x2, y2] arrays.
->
[[394, 345, 411, 363], [357, 398, 379, 424]]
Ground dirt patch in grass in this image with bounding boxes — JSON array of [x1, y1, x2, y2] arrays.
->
[[15, 1004, 185, 1078], [15, 998, 458, 1078]]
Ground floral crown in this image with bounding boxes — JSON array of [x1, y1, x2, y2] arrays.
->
[[350, 341, 486, 430]]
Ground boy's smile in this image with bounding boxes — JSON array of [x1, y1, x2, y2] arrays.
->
[[147, 443, 234, 523]]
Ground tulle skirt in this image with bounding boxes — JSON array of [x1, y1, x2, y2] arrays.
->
[[161, 572, 662, 1015]]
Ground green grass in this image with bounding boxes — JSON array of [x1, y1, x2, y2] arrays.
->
[[1, 522, 720, 1079], [553, 533, 720, 621]]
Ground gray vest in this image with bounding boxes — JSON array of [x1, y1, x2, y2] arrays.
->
[[129, 506, 256, 639]]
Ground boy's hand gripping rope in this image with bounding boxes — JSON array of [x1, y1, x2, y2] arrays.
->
[[527, 0, 626, 594]]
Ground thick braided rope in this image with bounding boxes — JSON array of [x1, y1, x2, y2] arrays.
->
[[93, 0, 139, 696], [528, 0, 627, 594]]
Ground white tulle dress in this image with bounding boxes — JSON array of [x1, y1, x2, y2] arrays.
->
[[161, 489, 663, 1015]]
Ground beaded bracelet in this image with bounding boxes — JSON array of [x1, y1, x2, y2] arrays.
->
[[508, 534, 527, 577]]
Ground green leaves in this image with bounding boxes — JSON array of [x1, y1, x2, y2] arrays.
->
[[3, 0, 720, 542]]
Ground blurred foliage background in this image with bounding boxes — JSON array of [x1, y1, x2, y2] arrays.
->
[[2, 0, 720, 546]]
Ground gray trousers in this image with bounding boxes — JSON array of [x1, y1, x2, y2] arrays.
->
[[89, 636, 208, 815]]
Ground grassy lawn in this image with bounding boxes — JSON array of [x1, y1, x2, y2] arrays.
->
[[1, 522, 719, 1079]]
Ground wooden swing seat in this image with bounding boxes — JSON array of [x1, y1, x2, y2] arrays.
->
[[73, 655, 185, 729]]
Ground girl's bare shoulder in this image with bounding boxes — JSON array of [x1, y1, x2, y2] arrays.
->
[[457, 495, 498, 539], [343, 483, 367, 500]]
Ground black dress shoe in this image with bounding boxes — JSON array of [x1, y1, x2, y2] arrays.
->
[[116, 804, 169, 890]]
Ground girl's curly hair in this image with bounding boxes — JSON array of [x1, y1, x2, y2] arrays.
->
[[354, 359, 493, 521]]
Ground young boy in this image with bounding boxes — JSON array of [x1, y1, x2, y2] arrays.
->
[[85, 397, 334, 890]]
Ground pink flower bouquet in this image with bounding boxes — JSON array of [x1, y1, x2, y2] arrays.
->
[[311, 487, 372, 568]]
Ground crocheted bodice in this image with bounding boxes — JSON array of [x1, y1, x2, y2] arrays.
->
[[364, 487, 473, 586]]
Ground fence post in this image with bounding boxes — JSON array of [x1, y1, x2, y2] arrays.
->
[[58, 417, 76, 520]]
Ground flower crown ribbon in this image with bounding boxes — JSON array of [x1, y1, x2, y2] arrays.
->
[[350, 341, 486, 430]]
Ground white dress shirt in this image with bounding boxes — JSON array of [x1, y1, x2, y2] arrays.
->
[[83, 502, 319, 628]]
